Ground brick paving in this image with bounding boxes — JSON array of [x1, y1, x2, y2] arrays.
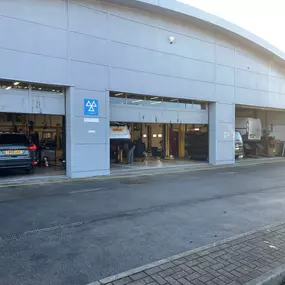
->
[[98, 223, 285, 285]]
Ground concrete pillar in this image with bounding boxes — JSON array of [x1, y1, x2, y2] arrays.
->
[[178, 124, 185, 158], [66, 87, 110, 178], [209, 102, 235, 165], [165, 124, 170, 157]]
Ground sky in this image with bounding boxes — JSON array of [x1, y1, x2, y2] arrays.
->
[[177, 0, 285, 52]]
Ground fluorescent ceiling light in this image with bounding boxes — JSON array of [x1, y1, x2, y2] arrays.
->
[[13, 82, 20, 86], [115, 93, 123, 96], [5, 86, 12, 90], [151, 97, 158, 100], [194, 128, 200, 131], [170, 99, 178, 102]]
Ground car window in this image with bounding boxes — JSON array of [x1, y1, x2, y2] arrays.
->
[[235, 131, 242, 142], [0, 134, 30, 145]]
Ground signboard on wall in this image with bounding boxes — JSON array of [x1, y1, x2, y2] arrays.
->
[[84, 99, 98, 116]]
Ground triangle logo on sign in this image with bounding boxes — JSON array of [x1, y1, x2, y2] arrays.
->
[[86, 100, 97, 112]]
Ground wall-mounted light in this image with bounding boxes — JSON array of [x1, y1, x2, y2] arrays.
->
[[158, 134, 163, 138], [143, 134, 147, 138], [153, 134, 157, 138]]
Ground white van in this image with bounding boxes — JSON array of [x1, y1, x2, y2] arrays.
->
[[235, 117, 262, 141]]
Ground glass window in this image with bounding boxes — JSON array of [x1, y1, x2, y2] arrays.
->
[[0, 80, 64, 94], [201, 102, 207, 110], [109, 91, 207, 110], [178, 99, 193, 109], [31, 83, 64, 94], [192, 101, 202, 110], [0, 80, 29, 91], [163, 97, 179, 108], [235, 131, 242, 142], [110, 93, 126, 104], [126, 94, 145, 106], [145, 96, 162, 107]]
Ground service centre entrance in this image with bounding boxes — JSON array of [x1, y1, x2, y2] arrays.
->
[[0, 80, 66, 179], [109, 91, 209, 168]]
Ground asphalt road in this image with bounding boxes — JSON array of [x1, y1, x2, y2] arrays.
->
[[1, 162, 285, 285]]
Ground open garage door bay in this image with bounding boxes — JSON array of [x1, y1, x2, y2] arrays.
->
[[0, 80, 66, 180]]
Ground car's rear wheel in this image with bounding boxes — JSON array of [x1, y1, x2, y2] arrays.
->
[[25, 166, 35, 174]]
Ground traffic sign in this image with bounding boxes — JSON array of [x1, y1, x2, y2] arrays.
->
[[84, 99, 98, 116]]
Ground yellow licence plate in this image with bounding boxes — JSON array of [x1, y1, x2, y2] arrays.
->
[[249, 135, 255, 138], [5, 150, 23, 155]]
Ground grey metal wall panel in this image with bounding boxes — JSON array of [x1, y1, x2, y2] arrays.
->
[[216, 65, 235, 86], [109, 67, 215, 100], [0, 16, 67, 59], [0, 48, 68, 85], [216, 45, 235, 67], [70, 32, 108, 65], [215, 85, 235, 104], [71, 143, 109, 172], [69, 2, 109, 38], [0, 89, 65, 115], [110, 15, 216, 63], [209, 102, 235, 165], [70, 61, 108, 91], [0, 0, 67, 29], [109, 42, 215, 83], [71, 117, 107, 144], [110, 105, 208, 124]]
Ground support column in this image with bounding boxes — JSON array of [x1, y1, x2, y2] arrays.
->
[[165, 124, 170, 158], [178, 124, 185, 158], [66, 87, 110, 178], [209, 102, 235, 165]]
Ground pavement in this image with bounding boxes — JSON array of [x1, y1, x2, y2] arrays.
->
[[94, 222, 285, 285], [1, 161, 285, 284]]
